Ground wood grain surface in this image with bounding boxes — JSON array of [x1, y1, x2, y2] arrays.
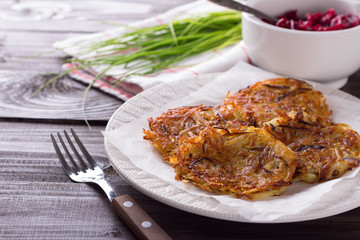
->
[[0, 70, 122, 121], [1, 0, 360, 240]]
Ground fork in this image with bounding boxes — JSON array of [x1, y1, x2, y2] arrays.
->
[[51, 129, 172, 240]]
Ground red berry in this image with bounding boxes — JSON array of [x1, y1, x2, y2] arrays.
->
[[269, 8, 360, 31]]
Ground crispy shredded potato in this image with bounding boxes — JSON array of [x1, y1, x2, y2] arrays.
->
[[143, 105, 250, 163], [143, 78, 360, 199], [221, 78, 332, 127], [174, 126, 297, 199], [265, 116, 360, 182]]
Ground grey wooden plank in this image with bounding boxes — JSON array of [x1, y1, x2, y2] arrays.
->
[[0, 70, 122, 121]]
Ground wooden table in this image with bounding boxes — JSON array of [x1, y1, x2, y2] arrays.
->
[[1, 1, 360, 239]]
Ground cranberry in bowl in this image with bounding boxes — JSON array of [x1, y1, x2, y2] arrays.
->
[[242, 0, 360, 88], [272, 8, 360, 31]]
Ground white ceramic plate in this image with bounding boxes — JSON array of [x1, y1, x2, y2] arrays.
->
[[104, 69, 360, 223]]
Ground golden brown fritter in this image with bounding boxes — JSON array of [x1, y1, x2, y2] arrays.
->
[[143, 105, 250, 163], [174, 126, 298, 199], [222, 78, 332, 127], [265, 116, 360, 182]]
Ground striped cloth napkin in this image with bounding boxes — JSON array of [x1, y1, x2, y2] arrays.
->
[[54, 0, 250, 101]]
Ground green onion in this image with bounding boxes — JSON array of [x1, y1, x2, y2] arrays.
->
[[72, 10, 242, 82]]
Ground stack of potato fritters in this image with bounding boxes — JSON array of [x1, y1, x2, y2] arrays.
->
[[143, 78, 360, 199]]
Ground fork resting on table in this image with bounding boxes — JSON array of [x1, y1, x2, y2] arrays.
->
[[51, 129, 172, 240]]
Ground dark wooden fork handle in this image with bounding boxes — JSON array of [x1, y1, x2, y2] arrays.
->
[[112, 194, 172, 240]]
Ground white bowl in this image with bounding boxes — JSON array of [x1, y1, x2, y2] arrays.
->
[[242, 0, 360, 88]]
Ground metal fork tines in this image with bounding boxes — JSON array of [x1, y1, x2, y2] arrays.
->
[[51, 129, 118, 200]]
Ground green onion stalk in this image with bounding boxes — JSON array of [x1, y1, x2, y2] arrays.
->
[[72, 10, 243, 83]]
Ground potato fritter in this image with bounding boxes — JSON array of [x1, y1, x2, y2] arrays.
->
[[265, 116, 360, 182], [222, 78, 332, 127], [143, 105, 250, 163], [174, 126, 297, 199]]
